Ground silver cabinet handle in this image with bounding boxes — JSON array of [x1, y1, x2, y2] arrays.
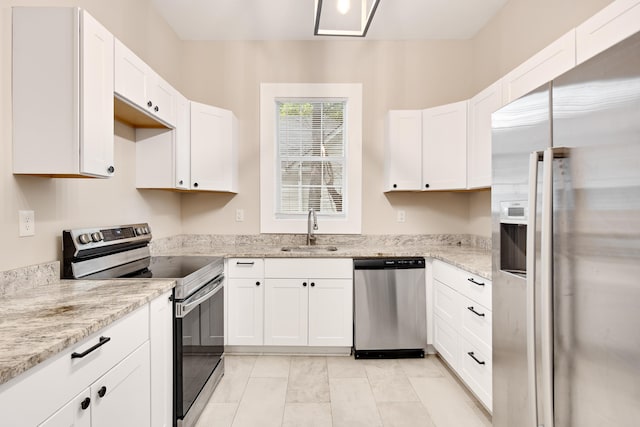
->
[[527, 150, 543, 427]]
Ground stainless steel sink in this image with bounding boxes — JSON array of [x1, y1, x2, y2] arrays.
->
[[280, 245, 338, 252]]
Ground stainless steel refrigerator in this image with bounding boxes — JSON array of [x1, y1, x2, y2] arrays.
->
[[491, 30, 640, 427]]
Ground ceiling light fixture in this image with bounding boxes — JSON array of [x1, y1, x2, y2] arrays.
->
[[314, 0, 381, 37], [337, 0, 351, 15]]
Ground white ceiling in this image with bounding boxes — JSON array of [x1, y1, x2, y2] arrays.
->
[[151, 0, 509, 41]]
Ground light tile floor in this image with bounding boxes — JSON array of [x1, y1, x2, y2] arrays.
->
[[195, 354, 492, 427]]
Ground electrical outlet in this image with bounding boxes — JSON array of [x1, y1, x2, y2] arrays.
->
[[236, 208, 245, 222], [397, 210, 406, 223], [19, 210, 35, 237]]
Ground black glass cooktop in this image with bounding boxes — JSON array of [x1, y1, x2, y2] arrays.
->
[[147, 256, 221, 278]]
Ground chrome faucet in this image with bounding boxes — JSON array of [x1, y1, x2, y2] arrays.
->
[[307, 208, 318, 245]]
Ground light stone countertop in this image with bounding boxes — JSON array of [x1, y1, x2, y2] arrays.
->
[[0, 278, 175, 387], [0, 236, 490, 388], [157, 243, 492, 280]]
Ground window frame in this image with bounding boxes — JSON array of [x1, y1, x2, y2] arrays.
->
[[260, 83, 362, 234]]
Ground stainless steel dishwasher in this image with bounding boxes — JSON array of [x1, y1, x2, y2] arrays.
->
[[354, 258, 426, 358]]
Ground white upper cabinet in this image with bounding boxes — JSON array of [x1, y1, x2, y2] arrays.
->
[[12, 8, 114, 178], [422, 101, 468, 191], [136, 99, 237, 192], [190, 101, 238, 193], [384, 110, 423, 191], [135, 93, 190, 190], [576, 0, 640, 64], [467, 81, 503, 189], [502, 30, 576, 104], [174, 94, 192, 190], [114, 39, 177, 127]]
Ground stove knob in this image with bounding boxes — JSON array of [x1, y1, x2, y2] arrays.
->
[[143, 226, 150, 234], [91, 232, 103, 242], [135, 227, 143, 235], [78, 234, 92, 244]]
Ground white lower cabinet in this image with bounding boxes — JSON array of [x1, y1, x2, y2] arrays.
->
[[432, 260, 492, 411], [307, 278, 353, 346], [91, 343, 150, 427], [149, 291, 173, 427], [264, 277, 353, 347], [39, 388, 91, 427], [264, 258, 353, 348], [264, 278, 309, 346], [0, 292, 174, 427], [226, 259, 265, 346], [433, 313, 460, 372], [226, 258, 353, 349]]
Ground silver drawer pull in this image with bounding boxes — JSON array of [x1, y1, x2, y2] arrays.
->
[[236, 261, 255, 266], [467, 306, 485, 317], [467, 351, 486, 365], [467, 277, 485, 287]]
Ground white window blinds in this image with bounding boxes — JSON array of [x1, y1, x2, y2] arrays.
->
[[276, 100, 346, 217]]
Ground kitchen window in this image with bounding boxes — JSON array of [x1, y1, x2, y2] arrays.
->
[[260, 84, 362, 234]]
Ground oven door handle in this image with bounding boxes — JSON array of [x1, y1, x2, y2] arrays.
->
[[175, 276, 224, 318]]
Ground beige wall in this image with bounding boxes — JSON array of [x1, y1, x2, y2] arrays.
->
[[0, 0, 621, 270], [179, 40, 476, 236], [0, 0, 184, 271], [471, 0, 614, 92]]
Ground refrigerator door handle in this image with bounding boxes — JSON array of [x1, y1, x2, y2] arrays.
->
[[539, 147, 568, 427], [527, 150, 543, 427]]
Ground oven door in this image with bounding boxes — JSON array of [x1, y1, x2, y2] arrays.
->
[[174, 275, 224, 427]]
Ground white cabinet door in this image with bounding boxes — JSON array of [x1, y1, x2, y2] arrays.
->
[[149, 292, 173, 427], [384, 110, 422, 191], [502, 30, 576, 104], [433, 314, 459, 372], [422, 101, 468, 190], [148, 75, 177, 127], [114, 39, 177, 127], [433, 280, 461, 330], [227, 278, 264, 345], [39, 389, 91, 427], [79, 9, 114, 177], [175, 94, 191, 189], [467, 81, 502, 189], [12, 7, 114, 178], [190, 101, 238, 192], [114, 38, 149, 110], [308, 279, 353, 347], [576, 0, 640, 64], [91, 342, 150, 427], [264, 279, 309, 346]]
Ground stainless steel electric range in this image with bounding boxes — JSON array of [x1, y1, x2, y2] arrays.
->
[[62, 223, 224, 427]]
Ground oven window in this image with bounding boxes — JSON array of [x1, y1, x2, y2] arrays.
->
[[175, 286, 224, 418]]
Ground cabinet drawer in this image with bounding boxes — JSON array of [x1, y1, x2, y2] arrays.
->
[[0, 305, 148, 427], [227, 258, 264, 278], [460, 295, 492, 350], [460, 336, 492, 411], [264, 258, 352, 279], [433, 314, 459, 372], [433, 260, 492, 309], [433, 280, 461, 330]]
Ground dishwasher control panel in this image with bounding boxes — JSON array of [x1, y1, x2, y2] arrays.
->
[[354, 257, 425, 270]]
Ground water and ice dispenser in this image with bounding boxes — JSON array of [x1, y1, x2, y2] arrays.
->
[[499, 201, 528, 276]]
